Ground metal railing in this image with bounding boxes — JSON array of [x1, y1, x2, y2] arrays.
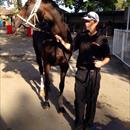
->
[[113, 29, 130, 67]]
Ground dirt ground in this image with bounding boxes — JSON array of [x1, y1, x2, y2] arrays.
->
[[0, 33, 130, 130]]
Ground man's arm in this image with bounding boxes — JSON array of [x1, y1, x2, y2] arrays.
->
[[94, 35, 111, 68], [94, 57, 110, 68]]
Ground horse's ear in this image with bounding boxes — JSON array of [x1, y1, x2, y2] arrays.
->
[[28, 0, 35, 3], [24, 0, 35, 7]]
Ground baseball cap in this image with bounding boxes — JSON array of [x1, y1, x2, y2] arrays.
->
[[83, 11, 99, 22]]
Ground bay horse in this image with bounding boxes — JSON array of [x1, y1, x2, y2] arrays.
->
[[15, 0, 72, 112]]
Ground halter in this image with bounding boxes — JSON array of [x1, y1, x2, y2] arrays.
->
[[17, 0, 42, 31]]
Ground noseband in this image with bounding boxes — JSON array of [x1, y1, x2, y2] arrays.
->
[[17, 0, 42, 31]]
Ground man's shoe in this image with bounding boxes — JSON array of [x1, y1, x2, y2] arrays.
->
[[75, 126, 83, 130], [84, 127, 91, 130], [75, 124, 83, 130]]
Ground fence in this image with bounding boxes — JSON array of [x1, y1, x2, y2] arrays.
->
[[113, 29, 130, 67]]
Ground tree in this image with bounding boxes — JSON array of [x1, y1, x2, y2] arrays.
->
[[115, 0, 126, 10], [16, 0, 22, 9], [0, 0, 22, 9], [126, 0, 130, 6], [63, 0, 118, 12], [2, 0, 128, 12], [0, 0, 5, 5]]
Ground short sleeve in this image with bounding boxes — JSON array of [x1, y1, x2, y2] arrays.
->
[[100, 42, 111, 59], [73, 33, 81, 51]]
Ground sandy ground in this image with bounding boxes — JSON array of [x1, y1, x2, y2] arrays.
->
[[0, 33, 130, 130]]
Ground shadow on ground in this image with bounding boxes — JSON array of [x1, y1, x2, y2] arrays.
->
[[1, 34, 130, 130]]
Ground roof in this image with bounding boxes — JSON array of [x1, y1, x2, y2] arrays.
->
[[0, 7, 16, 15]]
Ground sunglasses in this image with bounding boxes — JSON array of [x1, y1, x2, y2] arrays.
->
[[84, 20, 91, 23], [87, 14, 96, 21]]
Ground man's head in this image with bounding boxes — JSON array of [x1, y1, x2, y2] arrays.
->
[[83, 11, 99, 33], [83, 11, 99, 23]]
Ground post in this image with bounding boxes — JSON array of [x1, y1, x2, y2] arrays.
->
[[126, 7, 130, 30]]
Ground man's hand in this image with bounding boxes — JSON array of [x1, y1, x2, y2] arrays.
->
[[55, 35, 63, 42], [55, 35, 71, 50], [94, 60, 103, 68]]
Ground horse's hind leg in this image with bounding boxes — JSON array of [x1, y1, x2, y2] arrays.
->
[[40, 74, 45, 97], [58, 64, 69, 113]]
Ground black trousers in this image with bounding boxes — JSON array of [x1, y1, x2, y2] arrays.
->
[[74, 67, 101, 128]]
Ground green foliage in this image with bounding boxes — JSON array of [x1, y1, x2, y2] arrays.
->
[[2, 0, 127, 12], [115, 0, 126, 10], [126, 0, 130, 6], [63, 0, 128, 12], [17, 0, 22, 9], [0, 0, 21, 9], [64, 0, 75, 9], [65, 0, 74, 6]]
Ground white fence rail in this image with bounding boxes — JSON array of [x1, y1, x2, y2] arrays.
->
[[113, 29, 130, 67]]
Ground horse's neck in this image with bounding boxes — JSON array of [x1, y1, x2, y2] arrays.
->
[[40, 2, 68, 41]]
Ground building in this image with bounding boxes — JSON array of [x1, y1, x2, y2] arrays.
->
[[64, 10, 128, 36]]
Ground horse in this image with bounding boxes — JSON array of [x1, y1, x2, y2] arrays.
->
[[14, 0, 72, 112]]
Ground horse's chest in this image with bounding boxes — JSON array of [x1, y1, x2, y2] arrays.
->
[[55, 48, 69, 64], [43, 46, 64, 64], [56, 48, 64, 58]]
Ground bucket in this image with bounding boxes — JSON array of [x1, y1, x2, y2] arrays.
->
[[27, 27, 32, 37], [7, 25, 12, 34]]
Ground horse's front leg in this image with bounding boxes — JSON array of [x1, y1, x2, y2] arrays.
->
[[36, 56, 44, 97], [33, 39, 45, 96], [58, 64, 68, 113], [42, 63, 51, 109]]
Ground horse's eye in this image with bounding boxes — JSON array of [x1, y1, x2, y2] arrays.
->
[[25, 2, 29, 7]]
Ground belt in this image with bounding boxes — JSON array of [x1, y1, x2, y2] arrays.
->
[[78, 66, 100, 72]]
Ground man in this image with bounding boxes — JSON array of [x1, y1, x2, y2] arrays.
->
[[55, 11, 111, 130]]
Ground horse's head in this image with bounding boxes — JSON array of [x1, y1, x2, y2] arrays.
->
[[14, 0, 35, 29], [15, 0, 72, 42]]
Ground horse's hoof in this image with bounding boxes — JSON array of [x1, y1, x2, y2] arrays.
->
[[58, 106, 66, 113], [39, 90, 45, 97], [42, 101, 50, 109]]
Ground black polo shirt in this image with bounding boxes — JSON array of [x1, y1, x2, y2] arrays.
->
[[73, 31, 110, 69]]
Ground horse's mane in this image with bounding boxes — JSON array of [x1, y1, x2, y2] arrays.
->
[[42, 0, 59, 9]]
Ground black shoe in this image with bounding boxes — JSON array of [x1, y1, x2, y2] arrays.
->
[[75, 123, 83, 130], [75, 126, 83, 130], [84, 127, 91, 130]]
